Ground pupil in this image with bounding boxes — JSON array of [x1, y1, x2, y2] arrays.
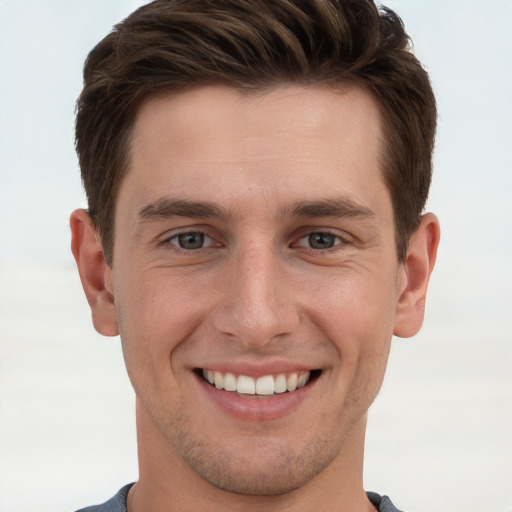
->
[[309, 233, 335, 249], [178, 232, 204, 249]]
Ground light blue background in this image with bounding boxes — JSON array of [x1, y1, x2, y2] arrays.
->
[[1, 1, 511, 511]]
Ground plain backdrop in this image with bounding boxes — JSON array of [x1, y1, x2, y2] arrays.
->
[[0, 1, 511, 511]]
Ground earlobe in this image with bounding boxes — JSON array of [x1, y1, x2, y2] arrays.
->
[[393, 213, 440, 338], [70, 209, 119, 337]]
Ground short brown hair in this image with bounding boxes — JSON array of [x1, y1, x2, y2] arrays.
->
[[75, 0, 436, 265]]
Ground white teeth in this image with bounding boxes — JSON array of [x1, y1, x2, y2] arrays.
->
[[274, 374, 287, 394], [224, 372, 237, 392], [286, 373, 298, 392], [214, 371, 223, 389], [202, 370, 312, 395], [237, 375, 256, 395], [256, 375, 275, 395], [297, 372, 309, 388]]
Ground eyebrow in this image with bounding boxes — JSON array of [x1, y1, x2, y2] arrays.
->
[[136, 196, 376, 224], [286, 197, 376, 220], [137, 198, 230, 222]]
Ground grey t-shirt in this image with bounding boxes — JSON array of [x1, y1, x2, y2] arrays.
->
[[75, 484, 405, 512]]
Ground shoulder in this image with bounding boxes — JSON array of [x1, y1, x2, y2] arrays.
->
[[367, 491, 406, 512], [75, 484, 134, 512], [77, 486, 404, 512]]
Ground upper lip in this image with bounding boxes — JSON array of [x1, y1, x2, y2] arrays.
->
[[191, 359, 322, 378]]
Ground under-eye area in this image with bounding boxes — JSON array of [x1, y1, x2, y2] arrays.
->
[[196, 369, 322, 396]]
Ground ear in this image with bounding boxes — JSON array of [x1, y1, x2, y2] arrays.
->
[[70, 209, 119, 336], [393, 213, 440, 338]]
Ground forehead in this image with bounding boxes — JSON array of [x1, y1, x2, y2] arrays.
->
[[120, 84, 388, 219]]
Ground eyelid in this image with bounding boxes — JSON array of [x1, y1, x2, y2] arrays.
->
[[168, 231, 214, 248], [159, 225, 223, 250], [291, 228, 351, 250]]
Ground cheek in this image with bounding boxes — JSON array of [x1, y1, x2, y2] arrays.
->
[[114, 271, 213, 390], [118, 267, 210, 335], [305, 267, 397, 387], [318, 278, 395, 410], [308, 266, 398, 339]]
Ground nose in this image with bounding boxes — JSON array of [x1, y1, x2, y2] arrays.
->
[[212, 241, 300, 349]]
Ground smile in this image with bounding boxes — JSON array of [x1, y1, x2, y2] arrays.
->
[[200, 369, 318, 396]]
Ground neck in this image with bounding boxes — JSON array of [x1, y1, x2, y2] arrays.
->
[[130, 400, 375, 512]]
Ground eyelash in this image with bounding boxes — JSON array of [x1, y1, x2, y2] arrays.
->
[[165, 231, 219, 251], [163, 229, 348, 253], [292, 231, 347, 252]]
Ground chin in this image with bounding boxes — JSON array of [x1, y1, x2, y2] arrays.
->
[[173, 430, 339, 496]]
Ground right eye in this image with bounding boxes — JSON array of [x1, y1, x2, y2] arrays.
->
[[167, 232, 214, 250]]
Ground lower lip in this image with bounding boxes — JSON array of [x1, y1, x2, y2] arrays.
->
[[195, 373, 317, 422]]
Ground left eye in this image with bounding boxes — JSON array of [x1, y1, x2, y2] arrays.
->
[[168, 232, 213, 250], [295, 232, 342, 250]]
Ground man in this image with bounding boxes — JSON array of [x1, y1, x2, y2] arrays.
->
[[70, 0, 440, 510]]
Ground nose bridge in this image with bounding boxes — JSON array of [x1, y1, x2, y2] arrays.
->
[[213, 238, 299, 346]]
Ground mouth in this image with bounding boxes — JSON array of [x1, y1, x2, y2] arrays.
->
[[197, 368, 321, 397]]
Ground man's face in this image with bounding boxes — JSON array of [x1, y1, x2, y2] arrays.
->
[[108, 85, 406, 494]]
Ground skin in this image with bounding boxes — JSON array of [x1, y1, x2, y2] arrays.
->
[[71, 84, 440, 512]]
